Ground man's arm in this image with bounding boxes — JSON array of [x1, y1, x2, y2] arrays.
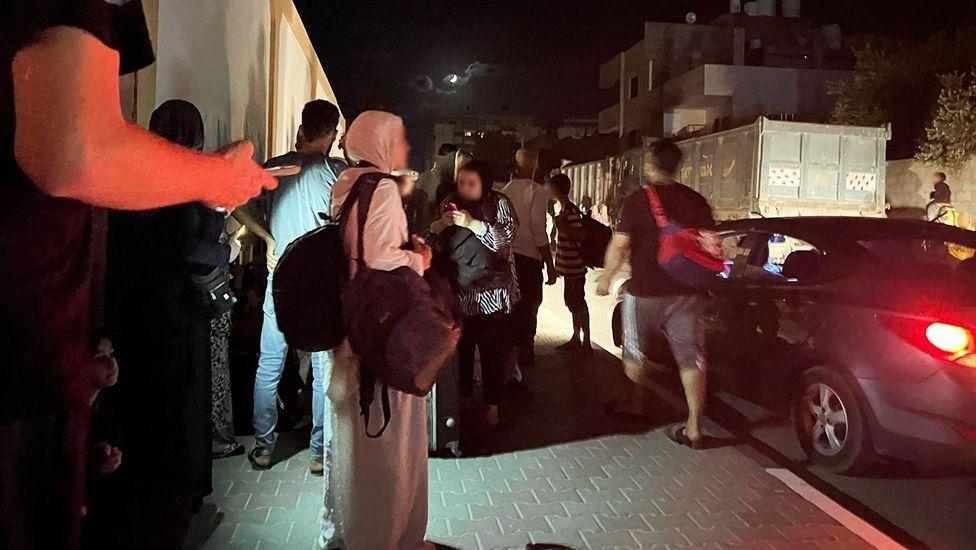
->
[[12, 27, 275, 210], [596, 233, 630, 296], [232, 204, 273, 244], [531, 186, 557, 284]]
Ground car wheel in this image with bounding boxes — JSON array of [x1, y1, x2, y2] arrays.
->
[[793, 367, 875, 474]]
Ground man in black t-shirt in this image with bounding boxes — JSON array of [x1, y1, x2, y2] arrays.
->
[[1, 3, 276, 549], [597, 140, 714, 449]]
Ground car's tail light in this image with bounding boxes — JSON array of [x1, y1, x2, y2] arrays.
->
[[926, 323, 973, 355], [882, 316, 976, 368]]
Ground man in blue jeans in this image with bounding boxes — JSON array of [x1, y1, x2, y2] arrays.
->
[[234, 100, 345, 475]]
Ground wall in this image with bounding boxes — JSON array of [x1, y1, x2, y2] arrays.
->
[[128, 0, 342, 162], [886, 158, 976, 220]]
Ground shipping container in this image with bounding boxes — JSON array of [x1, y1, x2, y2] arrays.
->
[[668, 117, 889, 220]]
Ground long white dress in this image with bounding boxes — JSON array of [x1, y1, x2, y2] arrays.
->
[[327, 111, 431, 550]]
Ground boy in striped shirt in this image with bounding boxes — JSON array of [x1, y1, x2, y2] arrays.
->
[[548, 174, 592, 353]]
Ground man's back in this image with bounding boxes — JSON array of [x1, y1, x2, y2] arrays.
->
[[500, 177, 548, 260], [616, 182, 714, 297], [265, 152, 345, 257]]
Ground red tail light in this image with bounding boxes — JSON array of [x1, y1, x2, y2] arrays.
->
[[926, 323, 973, 356], [882, 316, 976, 368]]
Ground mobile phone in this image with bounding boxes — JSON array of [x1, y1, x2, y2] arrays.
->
[[265, 165, 300, 177]]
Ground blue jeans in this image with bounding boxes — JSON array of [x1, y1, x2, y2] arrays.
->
[[253, 282, 332, 459]]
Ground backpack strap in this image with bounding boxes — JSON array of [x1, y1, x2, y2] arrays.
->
[[643, 184, 669, 229], [340, 171, 395, 438], [359, 378, 392, 439], [338, 171, 394, 269]]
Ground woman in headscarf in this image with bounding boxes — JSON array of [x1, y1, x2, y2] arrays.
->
[[87, 100, 228, 548], [327, 111, 435, 550], [428, 159, 520, 428]]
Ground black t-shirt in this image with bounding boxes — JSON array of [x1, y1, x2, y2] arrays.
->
[[0, 0, 154, 421], [616, 182, 715, 297]]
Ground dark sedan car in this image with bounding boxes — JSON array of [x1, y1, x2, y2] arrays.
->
[[612, 217, 976, 473]]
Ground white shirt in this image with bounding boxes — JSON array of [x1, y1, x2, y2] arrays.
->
[[499, 178, 550, 260]]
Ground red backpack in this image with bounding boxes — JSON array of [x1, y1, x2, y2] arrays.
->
[[644, 184, 724, 287]]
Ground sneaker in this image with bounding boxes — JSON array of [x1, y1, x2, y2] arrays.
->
[[247, 448, 272, 470], [309, 457, 324, 476]]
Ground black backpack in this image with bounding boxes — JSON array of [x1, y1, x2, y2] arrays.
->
[[272, 172, 391, 352], [580, 213, 613, 268], [435, 225, 511, 289]]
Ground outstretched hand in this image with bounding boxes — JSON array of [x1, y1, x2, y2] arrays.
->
[[208, 141, 278, 211]]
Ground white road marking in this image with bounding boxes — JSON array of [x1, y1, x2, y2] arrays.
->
[[765, 468, 906, 550]]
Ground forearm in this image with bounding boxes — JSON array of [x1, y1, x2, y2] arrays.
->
[[12, 29, 230, 209], [232, 206, 273, 243], [61, 123, 231, 210], [602, 240, 626, 279]]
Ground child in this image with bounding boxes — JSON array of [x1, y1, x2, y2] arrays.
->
[[547, 174, 591, 353]]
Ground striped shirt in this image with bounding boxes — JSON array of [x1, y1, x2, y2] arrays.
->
[[432, 193, 522, 317], [555, 201, 587, 278]]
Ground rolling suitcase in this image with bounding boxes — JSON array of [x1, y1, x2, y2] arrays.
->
[[427, 355, 461, 456]]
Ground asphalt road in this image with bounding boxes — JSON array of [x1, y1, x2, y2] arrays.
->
[[540, 271, 976, 550]]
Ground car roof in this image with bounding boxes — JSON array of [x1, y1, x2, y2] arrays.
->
[[716, 216, 976, 247]]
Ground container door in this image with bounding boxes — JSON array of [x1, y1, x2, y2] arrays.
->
[[801, 133, 841, 202], [761, 131, 802, 201], [839, 135, 881, 206]]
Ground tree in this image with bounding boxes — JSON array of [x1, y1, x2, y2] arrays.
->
[[829, 27, 976, 157], [916, 70, 976, 171]]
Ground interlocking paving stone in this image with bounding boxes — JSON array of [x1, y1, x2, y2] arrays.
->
[[189, 305, 876, 549], [515, 502, 567, 519], [470, 503, 520, 520], [580, 529, 640, 549], [497, 516, 551, 535], [449, 517, 502, 536], [476, 531, 532, 550]]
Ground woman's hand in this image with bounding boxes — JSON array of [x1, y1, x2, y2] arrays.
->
[[452, 209, 485, 234], [429, 211, 453, 234]]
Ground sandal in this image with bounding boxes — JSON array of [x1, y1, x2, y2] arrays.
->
[[667, 425, 705, 450]]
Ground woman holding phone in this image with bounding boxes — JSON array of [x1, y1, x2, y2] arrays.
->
[[428, 159, 520, 427]]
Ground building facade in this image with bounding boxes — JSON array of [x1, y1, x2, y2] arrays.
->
[[120, 0, 343, 161], [599, 2, 852, 144]]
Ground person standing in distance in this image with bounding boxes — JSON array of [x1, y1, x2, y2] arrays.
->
[[499, 148, 557, 368]]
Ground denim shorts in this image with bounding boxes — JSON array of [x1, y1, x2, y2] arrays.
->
[[621, 292, 706, 374]]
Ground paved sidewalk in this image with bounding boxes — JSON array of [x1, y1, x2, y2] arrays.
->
[[189, 306, 874, 549]]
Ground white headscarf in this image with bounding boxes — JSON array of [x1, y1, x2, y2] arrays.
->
[[332, 111, 405, 216]]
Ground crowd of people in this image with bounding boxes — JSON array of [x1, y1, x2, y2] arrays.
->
[[1, 3, 721, 549]]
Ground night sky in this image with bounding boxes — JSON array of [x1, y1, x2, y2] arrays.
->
[[294, 0, 976, 131]]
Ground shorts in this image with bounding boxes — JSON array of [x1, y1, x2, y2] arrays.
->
[[562, 276, 587, 313], [621, 292, 706, 374]]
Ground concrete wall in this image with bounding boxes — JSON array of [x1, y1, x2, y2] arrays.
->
[[126, 0, 342, 162], [886, 158, 976, 220]]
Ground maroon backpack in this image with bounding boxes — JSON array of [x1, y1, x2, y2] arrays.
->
[[340, 174, 460, 437]]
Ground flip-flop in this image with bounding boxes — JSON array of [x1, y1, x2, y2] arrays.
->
[[667, 425, 705, 450]]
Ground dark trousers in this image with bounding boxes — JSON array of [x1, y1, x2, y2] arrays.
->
[[511, 254, 543, 355], [458, 312, 513, 406]]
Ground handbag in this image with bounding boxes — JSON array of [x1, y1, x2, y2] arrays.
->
[[644, 183, 724, 288], [190, 265, 236, 318]]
